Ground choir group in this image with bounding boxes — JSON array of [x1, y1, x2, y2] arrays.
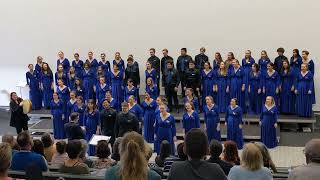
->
[[25, 47, 315, 153]]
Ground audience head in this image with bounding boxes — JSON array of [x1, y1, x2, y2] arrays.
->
[[184, 129, 208, 160], [119, 132, 148, 180], [66, 140, 83, 160], [223, 141, 240, 164], [79, 139, 88, 159], [209, 139, 223, 159], [70, 112, 79, 123], [41, 133, 54, 148], [112, 137, 123, 161], [144, 143, 153, 161], [241, 143, 263, 171], [96, 140, 111, 159], [32, 139, 44, 156], [177, 142, 187, 160], [159, 140, 171, 160], [0, 143, 12, 176], [56, 141, 67, 155], [2, 134, 16, 148], [254, 142, 273, 167], [304, 138, 320, 164], [17, 131, 33, 151]]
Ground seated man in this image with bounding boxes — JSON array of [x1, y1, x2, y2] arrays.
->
[[11, 131, 48, 171], [168, 129, 227, 180], [64, 112, 85, 140], [288, 139, 320, 180], [207, 140, 233, 175]]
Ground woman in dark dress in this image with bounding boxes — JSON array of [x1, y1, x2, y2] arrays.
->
[[9, 92, 29, 134]]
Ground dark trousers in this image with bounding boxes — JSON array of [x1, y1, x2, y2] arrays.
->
[[165, 85, 179, 111], [16, 124, 28, 134], [178, 71, 186, 96]]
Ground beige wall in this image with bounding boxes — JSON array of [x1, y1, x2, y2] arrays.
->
[[0, 0, 319, 109]]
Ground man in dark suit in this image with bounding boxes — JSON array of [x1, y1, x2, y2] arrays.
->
[[148, 48, 161, 92], [161, 48, 174, 86], [195, 47, 209, 70], [207, 140, 233, 175], [163, 60, 180, 113], [168, 129, 227, 180], [114, 102, 139, 138], [176, 48, 192, 96], [274, 47, 287, 72]]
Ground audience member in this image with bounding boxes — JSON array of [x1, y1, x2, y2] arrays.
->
[[105, 132, 161, 180], [228, 143, 272, 180], [51, 141, 68, 166], [254, 142, 277, 173], [0, 143, 12, 180], [288, 139, 320, 180], [59, 140, 90, 174], [11, 131, 48, 171], [92, 140, 115, 169], [155, 140, 171, 167], [32, 139, 45, 156], [223, 141, 240, 165], [41, 133, 56, 162], [111, 137, 122, 162], [145, 143, 164, 178], [207, 140, 233, 175], [79, 139, 93, 168], [168, 129, 227, 180], [163, 142, 186, 175], [1, 134, 19, 153], [64, 112, 85, 140]]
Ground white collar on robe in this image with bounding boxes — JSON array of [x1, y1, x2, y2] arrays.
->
[[301, 71, 309, 77], [69, 99, 77, 104], [265, 104, 275, 111], [230, 105, 238, 110]]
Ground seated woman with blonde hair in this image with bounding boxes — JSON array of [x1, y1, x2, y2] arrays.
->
[[105, 131, 161, 180], [228, 143, 272, 180]]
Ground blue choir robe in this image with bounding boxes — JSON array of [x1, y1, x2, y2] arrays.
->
[[141, 100, 157, 143], [55, 72, 68, 86], [124, 86, 138, 102], [260, 105, 278, 148], [263, 71, 280, 105], [86, 59, 99, 74], [111, 71, 124, 110], [228, 67, 246, 112], [99, 60, 111, 76], [248, 72, 263, 114], [183, 96, 199, 113], [146, 85, 158, 100], [72, 60, 84, 76], [154, 114, 176, 154], [295, 71, 314, 117], [280, 70, 295, 114], [113, 59, 125, 72], [26, 71, 42, 110], [258, 58, 271, 78], [57, 58, 70, 73], [67, 74, 76, 90], [72, 85, 84, 99], [109, 98, 119, 112], [129, 103, 144, 123], [66, 99, 76, 122], [51, 100, 65, 139], [225, 106, 244, 149], [241, 58, 255, 86], [182, 111, 200, 134], [203, 104, 221, 141], [35, 63, 42, 75], [40, 72, 54, 109], [72, 103, 86, 126], [201, 69, 215, 106], [96, 83, 109, 106], [84, 110, 100, 156], [290, 56, 302, 78], [82, 69, 95, 101], [56, 86, 70, 120], [145, 68, 158, 85], [212, 59, 221, 71], [216, 70, 229, 113], [303, 60, 315, 104]]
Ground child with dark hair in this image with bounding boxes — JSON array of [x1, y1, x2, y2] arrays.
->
[[92, 140, 115, 169]]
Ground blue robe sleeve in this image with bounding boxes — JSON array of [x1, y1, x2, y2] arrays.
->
[[276, 73, 281, 88], [225, 108, 229, 122], [26, 73, 30, 85], [215, 106, 221, 124], [273, 107, 278, 124], [154, 117, 159, 135], [238, 108, 243, 124], [50, 102, 54, 114], [259, 108, 264, 122], [96, 110, 101, 127], [194, 112, 200, 128], [171, 116, 176, 137], [138, 105, 143, 122], [83, 112, 88, 127], [308, 73, 314, 92], [182, 114, 187, 129]]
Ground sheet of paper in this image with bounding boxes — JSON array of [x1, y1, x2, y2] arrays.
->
[[89, 135, 111, 145]]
